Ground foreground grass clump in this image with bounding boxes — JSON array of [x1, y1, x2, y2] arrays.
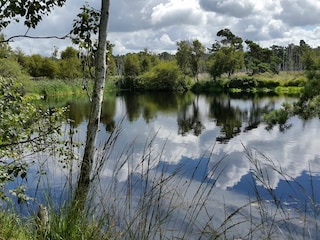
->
[[0, 210, 30, 239], [0, 205, 110, 240], [44, 204, 110, 240]]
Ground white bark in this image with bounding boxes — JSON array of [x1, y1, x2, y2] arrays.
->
[[75, 0, 110, 203]]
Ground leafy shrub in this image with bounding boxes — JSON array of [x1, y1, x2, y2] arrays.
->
[[282, 77, 306, 87], [117, 76, 144, 90], [0, 58, 28, 80], [143, 61, 185, 91], [121, 61, 190, 91], [0, 77, 66, 202], [191, 79, 225, 93], [227, 77, 257, 89]]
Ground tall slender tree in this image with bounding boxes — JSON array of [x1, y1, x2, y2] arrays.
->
[[176, 40, 192, 76], [74, 0, 110, 208], [190, 39, 205, 81]]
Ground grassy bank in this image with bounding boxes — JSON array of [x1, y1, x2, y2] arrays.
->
[[0, 206, 108, 240], [192, 71, 306, 94], [21, 76, 119, 98], [18, 71, 306, 98], [0, 210, 30, 239]]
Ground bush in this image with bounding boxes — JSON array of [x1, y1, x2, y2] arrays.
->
[[191, 79, 225, 93], [120, 61, 190, 91], [0, 58, 28, 81], [144, 61, 185, 90], [118, 76, 144, 90], [227, 77, 257, 89]]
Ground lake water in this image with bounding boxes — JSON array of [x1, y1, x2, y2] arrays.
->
[[8, 92, 320, 239]]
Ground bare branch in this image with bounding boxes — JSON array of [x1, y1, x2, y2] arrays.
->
[[0, 34, 70, 43]]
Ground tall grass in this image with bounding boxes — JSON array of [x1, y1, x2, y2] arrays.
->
[[23, 79, 83, 97], [21, 76, 119, 98], [244, 145, 320, 239], [0, 209, 31, 239], [1, 122, 320, 239]]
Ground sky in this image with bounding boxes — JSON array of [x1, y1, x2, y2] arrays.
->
[[2, 0, 320, 56]]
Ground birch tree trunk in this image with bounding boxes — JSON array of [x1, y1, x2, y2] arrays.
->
[[74, 0, 110, 207]]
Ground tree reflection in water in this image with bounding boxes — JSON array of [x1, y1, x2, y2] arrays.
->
[[20, 92, 319, 239]]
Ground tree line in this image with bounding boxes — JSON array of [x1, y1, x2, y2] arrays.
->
[[1, 29, 320, 84]]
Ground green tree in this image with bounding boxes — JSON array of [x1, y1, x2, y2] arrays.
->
[[0, 58, 26, 80], [176, 39, 205, 81], [301, 44, 319, 72], [13, 48, 27, 68], [52, 45, 59, 59], [245, 40, 281, 75], [208, 29, 244, 79], [24, 54, 43, 78], [139, 48, 152, 73], [124, 53, 141, 78], [190, 39, 205, 81], [0, 33, 12, 58], [176, 40, 192, 76], [207, 47, 229, 80], [41, 57, 59, 79], [158, 51, 174, 61], [0, 0, 112, 211], [60, 46, 79, 59], [0, 0, 67, 30], [217, 28, 243, 50], [136, 48, 159, 74], [106, 41, 117, 75], [58, 59, 82, 79], [58, 47, 81, 79]]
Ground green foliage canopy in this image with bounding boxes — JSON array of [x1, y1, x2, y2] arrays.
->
[[208, 29, 244, 79], [140, 61, 188, 91], [176, 40, 192, 76], [0, 58, 27, 80], [0, 0, 67, 30], [245, 40, 282, 75], [176, 40, 205, 80]]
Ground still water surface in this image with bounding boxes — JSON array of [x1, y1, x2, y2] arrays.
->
[[12, 92, 320, 238]]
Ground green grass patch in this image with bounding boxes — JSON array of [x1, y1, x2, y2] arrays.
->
[[23, 79, 79, 97], [21, 77, 119, 98], [0, 205, 110, 240], [0, 210, 31, 239], [275, 86, 304, 94]]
